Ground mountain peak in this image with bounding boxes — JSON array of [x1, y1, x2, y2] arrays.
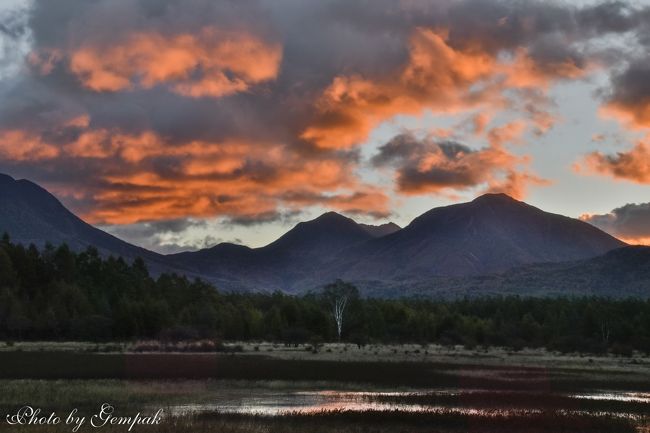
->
[[262, 211, 372, 255], [312, 211, 351, 223], [472, 192, 519, 204]]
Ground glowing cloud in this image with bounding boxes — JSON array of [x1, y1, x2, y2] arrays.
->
[[581, 202, 650, 245], [371, 131, 547, 199], [44, 27, 283, 97], [578, 141, 650, 184], [301, 27, 585, 151]]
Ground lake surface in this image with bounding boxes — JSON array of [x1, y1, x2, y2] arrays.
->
[[168, 388, 650, 421]]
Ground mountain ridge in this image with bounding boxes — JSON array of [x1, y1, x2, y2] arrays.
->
[[0, 172, 634, 295], [0, 173, 193, 276]]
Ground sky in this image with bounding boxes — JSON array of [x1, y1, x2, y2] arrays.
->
[[1, 0, 650, 253]]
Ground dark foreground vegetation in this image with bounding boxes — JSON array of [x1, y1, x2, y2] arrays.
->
[[1, 358, 647, 433], [1, 236, 649, 355], [4, 411, 637, 433], [163, 411, 636, 433]]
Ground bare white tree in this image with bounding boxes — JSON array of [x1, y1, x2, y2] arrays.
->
[[332, 294, 348, 340], [323, 280, 358, 341]]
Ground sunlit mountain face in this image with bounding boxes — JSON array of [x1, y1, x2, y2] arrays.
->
[[1, 0, 650, 252]]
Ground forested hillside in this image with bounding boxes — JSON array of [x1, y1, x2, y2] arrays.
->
[[0, 235, 648, 355]]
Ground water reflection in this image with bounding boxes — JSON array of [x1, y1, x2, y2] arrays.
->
[[572, 392, 650, 403], [168, 389, 650, 420]]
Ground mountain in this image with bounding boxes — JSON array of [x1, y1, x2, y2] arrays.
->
[[171, 212, 377, 291], [370, 245, 650, 299], [358, 222, 401, 237], [0, 173, 189, 275], [173, 193, 625, 292], [0, 173, 631, 295], [331, 193, 626, 283]]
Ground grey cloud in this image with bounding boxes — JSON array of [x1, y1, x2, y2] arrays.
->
[[602, 59, 650, 110], [582, 202, 650, 241], [372, 133, 492, 192], [224, 210, 302, 227], [2, 0, 650, 223], [100, 218, 227, 253], [8, 0, 647, 138]]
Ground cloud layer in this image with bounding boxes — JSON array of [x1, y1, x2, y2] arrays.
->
[[2, 0, 650, 249], [371, 131, 546, 198], [581, 202, 650, 245]]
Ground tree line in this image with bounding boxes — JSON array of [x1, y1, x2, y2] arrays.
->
[[0, 235, 649, 355]]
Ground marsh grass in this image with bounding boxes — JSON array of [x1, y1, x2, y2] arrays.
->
[[2, 410, 638, 433], [363, 391, 650, 414], [0, 351, 647, 433]]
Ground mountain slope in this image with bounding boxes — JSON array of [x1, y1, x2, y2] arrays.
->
[[374, 246, 650, 299], [332, 193, 626, 282], [0, 173, 630, 295], [0, 173, 187, 275], [174, 193, 625, 292], [171, 212, 376, 291]]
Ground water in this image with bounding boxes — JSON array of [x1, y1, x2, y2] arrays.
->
[[167, 389, 650, 420]]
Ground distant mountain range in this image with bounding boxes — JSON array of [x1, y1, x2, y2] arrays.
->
[[1, 172, 646, 298]]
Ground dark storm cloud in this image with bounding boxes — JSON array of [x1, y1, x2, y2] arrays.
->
[[371, 132, 544, 198], [372, 134, 493, 192], [598, 59, 650, 132], [2, 0, 650, 230], [581, 202, 650, 243], [576, 1, 640, 34], [5, 0, 645, 137]]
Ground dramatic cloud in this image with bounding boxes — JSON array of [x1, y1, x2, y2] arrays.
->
[[44, 28, 283, 97], [581, 202, 650, 245], [577, 140, 650, 183], [299, 24, 591, 151], [371, 131, 547, 198], [600, 60, 650, 129], [2, 0, 650, 250]]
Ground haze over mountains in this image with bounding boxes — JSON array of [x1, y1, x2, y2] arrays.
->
[[1, 172, 644, 297]]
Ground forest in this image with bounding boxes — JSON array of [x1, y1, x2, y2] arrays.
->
[[0, 235, 649, 355]]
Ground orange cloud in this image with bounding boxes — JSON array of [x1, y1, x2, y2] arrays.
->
[[486, 171, 550, 200], [471, 113, 491, 135], [60, 27, 283, 97], [89, 160, 385, 225], [301, 27, 584, 151], [578, 140, 650, 184], [0, 130, 60, 160], [486, 120, 527, 147], [371, 132, 547, 199], [505, 48, 589, 89], [599, 102, 650, 131], [300, 28, 503, 150], [0, 120, 387, 225]]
